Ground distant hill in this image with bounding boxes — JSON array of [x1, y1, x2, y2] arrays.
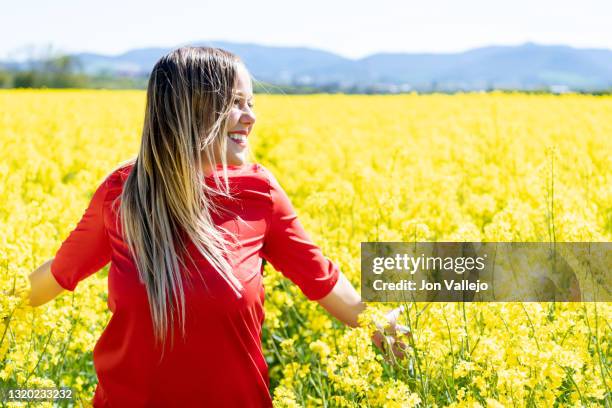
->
[[2, 41, 612, 92]]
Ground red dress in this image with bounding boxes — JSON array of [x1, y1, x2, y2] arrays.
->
[[50, 162, 340, 407]]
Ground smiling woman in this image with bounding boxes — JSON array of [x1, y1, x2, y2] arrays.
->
[[23, 46, 405, 407]]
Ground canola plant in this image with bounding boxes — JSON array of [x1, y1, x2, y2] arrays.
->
[[1, 90, 610, 407]]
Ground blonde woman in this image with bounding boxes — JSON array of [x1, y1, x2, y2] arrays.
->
[[26, 46, 408, 407]]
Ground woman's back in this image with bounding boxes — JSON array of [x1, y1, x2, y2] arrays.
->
[[50, 161, 340, 407]]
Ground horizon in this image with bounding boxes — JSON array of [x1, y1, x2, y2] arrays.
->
[[3, 39, 612, 63]]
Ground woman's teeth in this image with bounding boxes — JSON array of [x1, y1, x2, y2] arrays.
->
[[228, 133, 247, 143]]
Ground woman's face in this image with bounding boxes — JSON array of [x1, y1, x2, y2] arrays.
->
[[224, 63, 256, 166]]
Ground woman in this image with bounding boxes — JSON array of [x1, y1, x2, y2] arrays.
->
[[26, 46, 408, 407]]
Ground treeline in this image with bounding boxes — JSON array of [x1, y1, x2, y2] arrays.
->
[[0, 54, 148, 89], [0, 55, 87, 88]]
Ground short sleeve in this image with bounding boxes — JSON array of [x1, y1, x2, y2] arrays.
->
[[50, 177, 112, 291], [261, 169, 340, 300]]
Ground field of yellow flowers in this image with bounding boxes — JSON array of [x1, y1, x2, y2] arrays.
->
[[1, 89, 610, 407]]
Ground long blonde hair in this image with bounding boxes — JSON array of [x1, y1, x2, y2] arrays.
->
[[116, 46, 248, 352]]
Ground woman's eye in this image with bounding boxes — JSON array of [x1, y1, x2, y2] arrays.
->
[[233, 98, 254, 109]]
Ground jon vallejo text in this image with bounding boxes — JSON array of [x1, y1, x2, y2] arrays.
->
[[372, 279, 489, 292]]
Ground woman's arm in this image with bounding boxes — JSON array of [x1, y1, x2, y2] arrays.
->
[[27, 259, 65, 307], [316, 271, 366, 328], [259, 167, 409, 356]]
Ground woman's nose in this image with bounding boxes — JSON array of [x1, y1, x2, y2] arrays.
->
[[241, 109, 256, 125]]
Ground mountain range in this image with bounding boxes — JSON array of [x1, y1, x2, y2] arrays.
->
[[3, 41, 612, 92]]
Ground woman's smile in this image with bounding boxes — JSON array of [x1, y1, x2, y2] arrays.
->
[[228, 132, 248, 147]]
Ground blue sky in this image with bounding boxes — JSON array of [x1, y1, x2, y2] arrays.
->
[[2, 0, 611, 60]]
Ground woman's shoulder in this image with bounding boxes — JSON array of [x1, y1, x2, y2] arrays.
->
[[104, 159, 136, 186], [204, 163, 287, 207], [205, 162, 273, 183], [233, 163, 281, 195], [98, 160, 136, 203], [205, 162, 272, 194]]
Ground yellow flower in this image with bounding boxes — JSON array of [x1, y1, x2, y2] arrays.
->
[[309, 339, 330, 360]]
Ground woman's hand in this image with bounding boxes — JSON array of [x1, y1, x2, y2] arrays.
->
[[314, 273, 412, 361], [371, 305, 412, 361]]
